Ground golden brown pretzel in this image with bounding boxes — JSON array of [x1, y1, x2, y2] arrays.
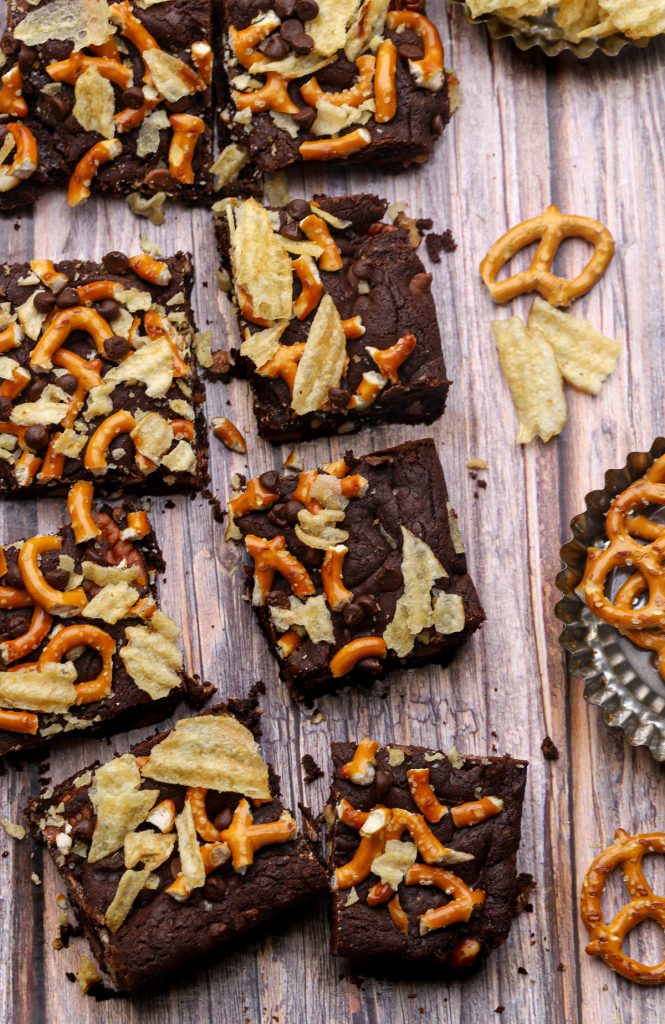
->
[[480, 205, 614, 307], [581, 828, 665, 985]]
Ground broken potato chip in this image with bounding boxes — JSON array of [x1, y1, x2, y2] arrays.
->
[[492, 316, 567, 444], [527, 297, 621, 395], [466, 0, 665, 41]]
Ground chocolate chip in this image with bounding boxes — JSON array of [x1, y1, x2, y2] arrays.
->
[[268, 499, 303, 528], [62, 114, 83, 134], [292, 31, 314, 54], [25, 378, 46, 402], [5, 613, 30, 639], [262, 35, 289, 60], [45, 94, 73, 122], [291, 107, 316, 132], [102, 251, 129, 275], [286, 198, 311, 222], [213, 807, 233, 832], [374, 768, 393, 797], [280, 19, 313, 53], [300, 546, 323, 569], [295, 0, 319, 17], [375, 566, 403, 592], [356, 657, 383, 676], [43, 566, 70, 590], [121, 86, 145, 110], [0, 397, 12, 420], [408, 272, 432, 296], [56, 287, 80, 309], [33, 290, 56, 314], [104, 335, 130, 360], [57, 373, 78, 395], [398, 42, 424, 60], [280, 221, 302, 241], [203, 875, 228, 902], [431, 113, 444, 137], [342, 602, 365, 627], [356, 595, 380, 617], [328, 387, 350, 412], [274, 0, 297, 16], [24, 425, 50, 452], [18, 44, 37, 73], [267, 590, 290, 609], [71, 817, 95, 842], [259, 470, 280, 491], [95, 298, 120, 322], [351, 259, 372, 280]]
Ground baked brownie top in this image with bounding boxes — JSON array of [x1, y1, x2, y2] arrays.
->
[[218, 1, 451, 175], [227, 439, 483, 691], [0, 252, 205, 494], [27, 694, 327, 993], [329, 739, 528, 967], [216, 194, 448, 438], [0, 487, 200, 757], [0, 0, 213, 207]]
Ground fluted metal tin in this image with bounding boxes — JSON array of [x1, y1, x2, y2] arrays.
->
[[455, 3, 650, 59], [555, 438, 665, 762]]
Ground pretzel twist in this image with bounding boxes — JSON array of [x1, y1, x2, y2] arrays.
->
[[0, 365, 30, 401], [300, 56, 375, 109], [67, 481, 101, 544], [229, 14, 280, 69], [168, 113, 205, 184], [30, 259, 69, 295], [334, 806, 391, 889], [18, 535, 87, 617], [165, 842, 229, 900], [406, 864, 486, 934], [0, 606, 52, 664], [256, 342, 306, 394], [293, 255, 323, 320], [0, 708, 38, 735], [299, 214, 343, 272], [581, 829, 665, 985], [228, 476, 279, 518], [221, 797, 297, 872], [31, 306, 113, 370], [191, 41, 213, 86], [186, 786, 224, 841], [330, 636, 387, 677], [84, 410, 137, 475], [480, 205, 614, 307], [39, 624, 116, 704], [407, 768, 447, 823], [244, 534, 315, 604], [0, 323, 22, 353], [321, 545, 353, 612], [67, 139, 122, 208], [128, 253, 172, 286], [385, 11, 444, 92], [233, 73, 299, 115], [0, 123, 38, 193], [341, 739, 379, 785], [374, 40, 398, 123], [299, 128, 371, 162], [450, 796, 503, 828], [368, 333, 416, 384], [46, 53, 133, 89]]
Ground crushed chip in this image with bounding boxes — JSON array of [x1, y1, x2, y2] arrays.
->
[[230, 199, 293, 323], [291, 295, 347, 415], [82, 561, 140, 586], [16, 292, 47, 341], [119, 611, 183, 700], [15, 0, 114, 51], [0, 818, 26, 840], [105, 338, 174, 399], [76, 954, 101, 995], [311, 98, 373, 137], [83, 382, 114, 421], [371, 839, 418, 889], [310, 203, 352, 230], [142, 714, 271, 799], [383, 527, 451, 658], [135, 109, 169, 158], [257, 52, 335, 80], [105, 868, 152, 933], [345, 0, 391, 59], [263, 170, 290, 209], [143, 49, 201, 102], [387, 747, 405, 767], [175, 801, 205, 892], [130, 412, 173, 463], [124, 829, 176, 871], [465, 0, 550, 17], [52, 429, 88, 459], [211, 144, 250, 190], [579, 0, 665, 38], [73, 65, 115, 139], [527, 296, 622, 395], [295, 507, 348, 550], [88, 755, 159, 864], [161, 439, 197, 475], [0, 663, 77, 713], [432, 593, 466, 635], [492, 316, 567, 444], [240, 322, 288, 369], [82, 581, 139, 624], [306, 0, 361, 56], [11, 382, 70, 426], [270, 594, 335, 644]]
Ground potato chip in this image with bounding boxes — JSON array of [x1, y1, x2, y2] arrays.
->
[[230, 199, 293, 323], [556, 0, 600, 35], [135, 109, 169, 158], [492, 316, 567, 444], [130, 412, 173, 463], [345, 0, 391, 60], [210, 144, 250, 190], [294, 508, 348, 550], [124, 830, 176, 871], [465, 0, 550, 18], [105, 338, 174, 400], [591, 0, 665, 37], [527, 297, 621, 395], [119, 611, 183, 700], [161, 440, 197, 475], [82, 581, 139, 624], [306, 0, 360, 56], [432, 593, 466, 635], [370, 840, 417, 889], [0, 663, 77, 713], [88, 755, 159, 864], [143, 49, 201, 102], [270, 595, 335, 644], [105, 869, 152, 933], [15, 0, 114, 51], [240, 322, 288, 369], [175, 802, 206, 893], [383, 527, 449, 658], [82, 561, 140, 586], [291, 294, 347, 415], [142, 714, 271, 799]]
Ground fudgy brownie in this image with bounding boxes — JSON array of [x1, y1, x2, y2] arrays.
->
[[0, 0, 214, 210], [216, 193, 450, 443], [0, 487, 209, 758], [227, 438, 484, 699], [217, 1, 452, 179], [327, 738, 528, 971], [0, 251, 207, 495], [26, 691, 327, 993]]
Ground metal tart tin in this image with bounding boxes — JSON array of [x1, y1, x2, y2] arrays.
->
[[555, 438, 665, 762], [454, 2, 650, 59]]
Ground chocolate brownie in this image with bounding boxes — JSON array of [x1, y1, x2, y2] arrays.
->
[[26, 692, 327, 993], [217, 1, 452, 177], [327, 739, 528, 972], [216, 193, 450, 443], [0, 0, 214, 210], [227, 438, 484, 699], [0, 251, 207, 496], [0, 490, 209, 758]]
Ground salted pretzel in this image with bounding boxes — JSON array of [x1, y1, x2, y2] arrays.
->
[[581, 828, 665, 985], [581, 454, 665, 631], [480, 205, 614, 307]]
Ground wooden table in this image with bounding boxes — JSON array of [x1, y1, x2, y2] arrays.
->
[[2, 6, 665, 1022]]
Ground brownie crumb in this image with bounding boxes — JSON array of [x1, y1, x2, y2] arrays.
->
[[557, 963, 566, 972], [495, 1007, 505, 1015], [516, 873, 536, 914], [425, 229, 456, 263], [518, 966, 528, 975], [541, 736, 560, 761], [301, 754, 324, 784]]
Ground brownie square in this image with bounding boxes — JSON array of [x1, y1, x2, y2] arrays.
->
[[216, 193, 450, 443], [228, 438, 484, 699], [328, 739, 528, 972], [0, 0, 214, 210], [0, 492, 209, 758], [0, 251, 207, 496], [26, 691, 327, 993], [218, 1, 452, 176]]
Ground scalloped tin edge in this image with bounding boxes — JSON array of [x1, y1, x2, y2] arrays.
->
[[555, 437, 665, 762]]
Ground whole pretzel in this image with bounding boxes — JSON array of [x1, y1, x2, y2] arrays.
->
[[480, 205, 614, 307], [581, 828, 665, 985]]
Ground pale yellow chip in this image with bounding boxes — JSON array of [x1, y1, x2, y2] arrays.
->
[[294, 507, 348, 551], [142, 714, 271, 799], [16, 292, 47, 342], [15, 0, 114, 51], [161, 440, 197, 475], [580, 0, 665, 37], [105, 868, 152, 934], [119, 611, 183, 700], [105, 338, 174, 400], [291, 295, 347, 416], [135, 109, 169, 158], [257, 52, 335, 80], [0, 663, 77, 713], [527, 297, 621, 395], [465, 0, 551, 17], [370, 840, 417, 889], [82, 581, 139, 625], [143, 49, 200, 102], [124, 829, 176, 871], [11, 382, 70, 426], [126, 191, 166, 226], [73, 65, 115, 140], [130, 412, 174, 463], [306, 0, 361, 57], [270, 594, 335, 644], [383, 527, 450, 658], [211, 144, 250, 191], [556, 0, 600, 34], [88, 755, 159, 864], [311, 99, 373, 138], [241, 322, 288, 369], [82, 561, 140, 586], [230, 199, 293, 323], [432, 593, 466, 635], [345, 0, 391, 60], [175, 801, 205, 892], [492, 316, 567, 444]]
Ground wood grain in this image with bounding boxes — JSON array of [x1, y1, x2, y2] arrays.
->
[[1, 5, 665, 1021]]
